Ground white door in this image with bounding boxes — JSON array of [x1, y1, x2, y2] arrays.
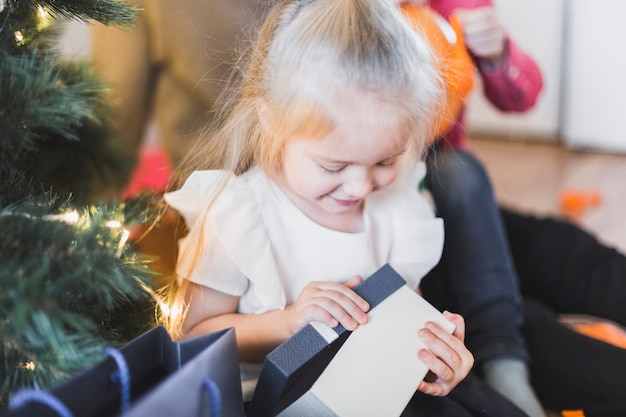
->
[[561, 0, 626, 153]]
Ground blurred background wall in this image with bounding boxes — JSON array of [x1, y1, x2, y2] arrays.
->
[[58, 0, 626, 154], [466, 0, 626, 154]]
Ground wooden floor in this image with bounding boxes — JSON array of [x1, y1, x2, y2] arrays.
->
[[470, 137, 626, 253]]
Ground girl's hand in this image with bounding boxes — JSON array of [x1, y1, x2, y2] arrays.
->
[[454, 7, 507, 63], [416, 311, 474, 396], [282, 275, 370, 335]]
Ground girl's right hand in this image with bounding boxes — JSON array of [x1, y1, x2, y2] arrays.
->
[[283, 275, 370, 335]]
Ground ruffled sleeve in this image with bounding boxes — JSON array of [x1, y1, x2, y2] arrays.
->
[[385, 163, 444, 289], [163, 170, 286, 314]]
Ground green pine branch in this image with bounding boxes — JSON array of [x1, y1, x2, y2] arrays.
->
[[10, 0, 136, 26], [0, 194, 159, 405], [0, 0, 163, 407], [0, 53, 107, 145]]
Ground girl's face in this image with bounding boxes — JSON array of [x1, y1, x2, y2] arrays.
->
[[273, 97, 410, 233]]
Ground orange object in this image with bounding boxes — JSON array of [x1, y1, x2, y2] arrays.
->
[[561, 411, 586, 417], [560, 189, 602, 218], [400, 4, 476, 139], [573, 319, 626, 349]]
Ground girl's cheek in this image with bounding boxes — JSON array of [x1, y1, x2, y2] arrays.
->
[[376, 169, 399, 190]]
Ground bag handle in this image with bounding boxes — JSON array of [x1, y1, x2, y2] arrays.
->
[[106, 347, 131, 414], [199, 379, 222, 417], [8, 388, 74, 417]]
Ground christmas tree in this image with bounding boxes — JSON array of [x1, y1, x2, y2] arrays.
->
[[0, 0, 162, 406]]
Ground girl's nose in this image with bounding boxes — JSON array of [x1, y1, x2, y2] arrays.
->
[[343, 169, 374, 198]]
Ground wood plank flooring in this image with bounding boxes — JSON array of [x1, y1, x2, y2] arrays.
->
[[469, 137, 626, 253]]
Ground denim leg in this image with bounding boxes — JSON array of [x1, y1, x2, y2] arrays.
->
[[423, 148, 528, 363]]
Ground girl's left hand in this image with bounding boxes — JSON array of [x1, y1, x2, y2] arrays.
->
[[416, 311, 474, 396]]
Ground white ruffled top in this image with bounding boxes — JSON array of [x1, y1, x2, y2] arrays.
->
[[164, 163, 444, 315]]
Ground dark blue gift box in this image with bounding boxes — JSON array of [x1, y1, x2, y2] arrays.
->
[[247, 264, 408, 417]]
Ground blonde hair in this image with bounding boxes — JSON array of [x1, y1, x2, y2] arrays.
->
[[164, 0, 443, 338], [172, 0, 441, 185]]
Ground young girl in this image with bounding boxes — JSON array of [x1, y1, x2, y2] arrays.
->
[[163, 0, 523, 414]]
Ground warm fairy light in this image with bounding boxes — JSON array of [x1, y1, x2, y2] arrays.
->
[[106, 220, 122, 229], [60, 211, 79, 224], [43, 210, 79, 224], [37, 6, 52, 30], [14, 31, 24, 43], [105, 220, 129, 258], [2, 210, 79, 223], [116, 229, 130, 259], [41, 211, 79, 223], [21, 361, 36, 371]]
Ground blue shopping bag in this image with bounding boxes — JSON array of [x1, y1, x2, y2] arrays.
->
[[4, 326, 244, 417]]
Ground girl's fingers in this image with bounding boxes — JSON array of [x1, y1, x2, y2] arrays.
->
[[343, 275, 364, 289], [293, 280, 370, 331], [443, 311, 467, 342], [418, 326, 460, 374], [315, 285, 369, 328], [318, 280, 370, 310], [416, 313, 474, 396]]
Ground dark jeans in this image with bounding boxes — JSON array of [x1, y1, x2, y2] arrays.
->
[[421, 148, 528, 363], [401, 374, 527, 417], [420, 147, 626, 415]]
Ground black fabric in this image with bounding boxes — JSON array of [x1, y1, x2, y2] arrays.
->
[[502, 208, 626, 325], [522, 297, 626, 417], [502, 209, 626, 416], [401, 374, 528, 417], [423, 207, 626, 415]]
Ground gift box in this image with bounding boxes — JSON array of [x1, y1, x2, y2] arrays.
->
[[247, 264, 455, 417], [5, 326, 244, 417]]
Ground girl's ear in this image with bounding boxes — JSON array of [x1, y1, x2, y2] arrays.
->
[[255, 98, 273, 134]]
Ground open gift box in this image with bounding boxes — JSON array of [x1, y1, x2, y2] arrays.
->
[[247, 264, 455, 417]]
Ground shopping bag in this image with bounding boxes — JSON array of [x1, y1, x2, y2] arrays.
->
[[247, 264, 455, 417], [4, 326, 244, 417], [124, 327, 245, 417]]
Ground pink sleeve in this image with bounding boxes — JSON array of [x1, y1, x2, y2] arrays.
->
[[478, 38, 544, 112]]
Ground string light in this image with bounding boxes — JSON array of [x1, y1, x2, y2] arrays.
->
[[37, 6, 52, 31], [105, 220, 122, 229], [3, 209, 131, 258], [20, 361, 36, 371], [105, 220, 130, 258], [43, 211, 80, 224]]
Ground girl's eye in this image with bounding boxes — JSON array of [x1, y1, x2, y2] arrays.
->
[[321, 165, 344, 174], [377, 158, 398, 169]]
